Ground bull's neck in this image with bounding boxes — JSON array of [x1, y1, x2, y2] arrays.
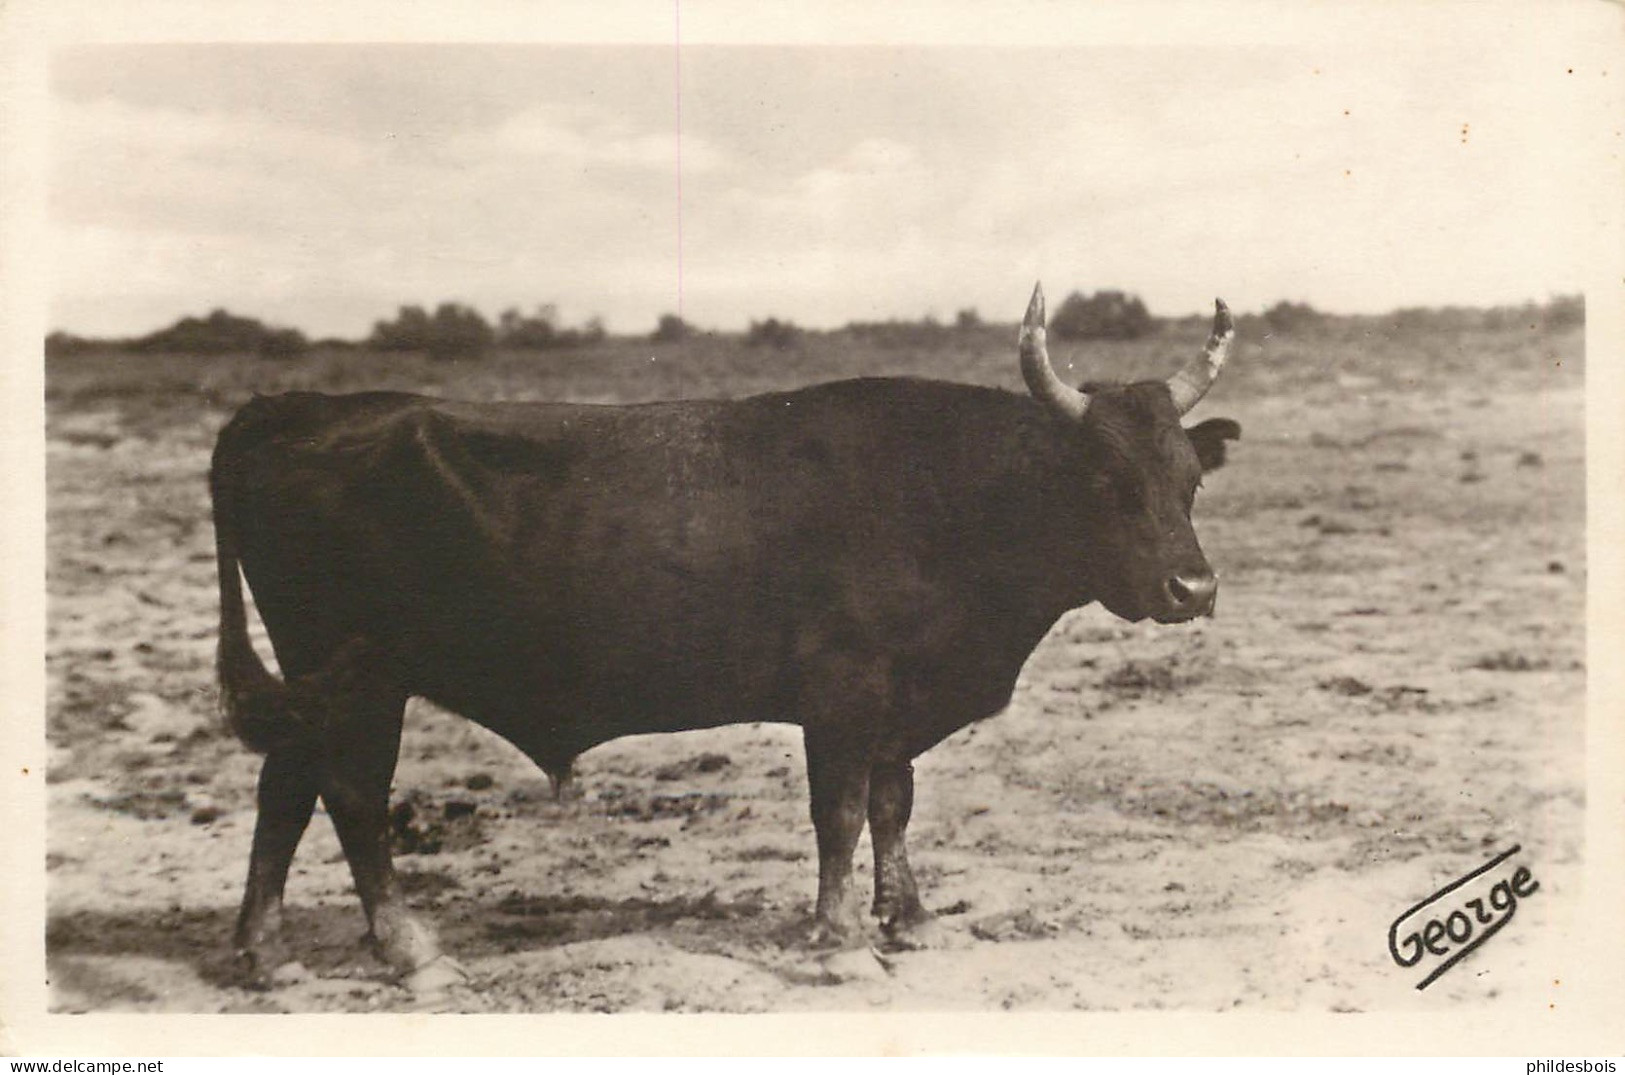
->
[[963, 406, 1098, 625]]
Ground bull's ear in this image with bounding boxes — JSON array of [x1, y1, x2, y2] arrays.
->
[[1186, 417, 1241, 472]]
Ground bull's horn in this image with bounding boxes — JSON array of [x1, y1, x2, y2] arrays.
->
[[1019, 282, 1091, 422], [1166, 298, 1234, 415]]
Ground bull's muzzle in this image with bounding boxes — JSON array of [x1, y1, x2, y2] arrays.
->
[[1160, 571, 1219, 621]]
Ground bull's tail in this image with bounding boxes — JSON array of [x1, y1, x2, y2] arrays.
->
[[211, 417, 305, 755]]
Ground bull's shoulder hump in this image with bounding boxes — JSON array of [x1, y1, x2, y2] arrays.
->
[[234, 389, 427, 421], [218, 390, 430, 453]]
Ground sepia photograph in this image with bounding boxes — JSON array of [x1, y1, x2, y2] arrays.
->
[[6, 0, 1623, 1055]]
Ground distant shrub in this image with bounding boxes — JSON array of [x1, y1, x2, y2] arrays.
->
[[955, 308, 982, 330], [256, 328, 310, 359], [369, 305, 432, 351], [494, 305, 608, 350], [1263, 301, 1326, 335], [428, 303, 494, 359], [498, 305, 559, 350], [45, 331, 101, 357], [1230, 312, 1269, 342], [126, 308, 308, 358], [1483, 296, 1584, 333], [746, 317, 801, 349], [1050, 290, 1153, 341], [1544, 294, 1584, 330], [371, 303, 493, 360], [574, 317, 608, 347], [1387, 304, 1574, 336], [652, 313, 692, 343], [1387, 306, 1458, 336]]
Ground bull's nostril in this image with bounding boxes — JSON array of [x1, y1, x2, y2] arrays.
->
[[1166, 573, 1218, 612]]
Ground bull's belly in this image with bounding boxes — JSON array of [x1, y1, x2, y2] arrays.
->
[[405, 620, 1033, 769], [404, 630, 790, 763]]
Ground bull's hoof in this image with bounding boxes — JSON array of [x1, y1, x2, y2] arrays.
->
[[880, 914, 948, 952], [816, 946, 889, 984], [806, 918, 866, 951], [363, 915, 444, 976], [268, 960, 312, 986], [233, 947, 300, 990], [404, 954, 469, 995]]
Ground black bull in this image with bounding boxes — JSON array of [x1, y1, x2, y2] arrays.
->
[[211, 285, 1241, 985]]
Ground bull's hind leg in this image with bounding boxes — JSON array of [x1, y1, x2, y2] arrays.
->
[[234, 746, 319, 981], [868, 758, 942, 949], [308, 646, 455, 987]]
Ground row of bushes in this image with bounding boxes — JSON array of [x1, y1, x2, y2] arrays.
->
[[739, 292, 1153, 351], [1255, 296, 1584, 336], [45, 309, 318, 360], [45, 303, 618, 361], [41, 291, 1156, 360], [44, 291, 1585, 360], [368, 304, 611, 361]]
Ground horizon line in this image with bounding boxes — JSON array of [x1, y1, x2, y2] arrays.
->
[[45, 291, 1587, 344]]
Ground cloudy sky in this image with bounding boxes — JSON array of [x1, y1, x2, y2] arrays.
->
[[45, 7, 1619, 338]]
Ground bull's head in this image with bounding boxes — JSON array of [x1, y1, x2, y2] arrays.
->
[[1019, 282, 1239, 624]]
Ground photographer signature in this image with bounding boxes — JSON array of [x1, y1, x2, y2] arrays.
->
[[1388, 844, 1539, 990]]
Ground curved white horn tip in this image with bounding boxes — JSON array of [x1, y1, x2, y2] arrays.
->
[[1213, 297, 1234, 336], [1024, 281, 1046, 329]]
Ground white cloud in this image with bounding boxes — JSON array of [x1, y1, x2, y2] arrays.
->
[[50, 92, 690, 335], [47, 34, 1614, 338], [480, 105, 725, 174]]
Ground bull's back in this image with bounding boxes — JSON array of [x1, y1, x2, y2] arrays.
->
[[212, 383, 1037, 754], [212, 391, 823, 747]]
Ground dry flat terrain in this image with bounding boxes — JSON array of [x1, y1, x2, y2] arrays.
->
[[43, 312, 1585, 1013]]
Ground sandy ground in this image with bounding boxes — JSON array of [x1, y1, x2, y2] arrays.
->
[[43, 330, 1585, 1014]]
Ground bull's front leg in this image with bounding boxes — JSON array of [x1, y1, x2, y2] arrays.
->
[[802, 722, 872, 948], [868, 758, 943, 949]]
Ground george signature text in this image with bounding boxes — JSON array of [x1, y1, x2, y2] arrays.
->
[[1387, 843, 1539, 990]]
